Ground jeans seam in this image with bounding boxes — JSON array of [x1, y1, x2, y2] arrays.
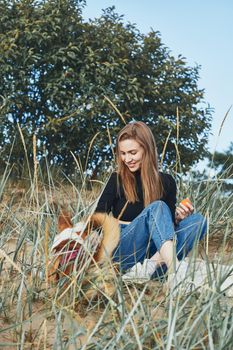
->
[[150, 208, 175, 250], [119, 211, 149, 239], [120, 202, 175, 245]]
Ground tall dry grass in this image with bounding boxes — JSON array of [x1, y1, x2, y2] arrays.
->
[[0, 157, 232, 349], [0, 111, 233, 349]]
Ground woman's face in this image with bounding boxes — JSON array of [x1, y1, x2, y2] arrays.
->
[[118, 138, 144, 172]]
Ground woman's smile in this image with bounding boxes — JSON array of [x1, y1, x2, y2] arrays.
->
[[127, 162, 137, 168]]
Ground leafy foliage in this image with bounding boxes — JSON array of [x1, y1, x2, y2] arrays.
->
[[208, 143, 233, 192], [210, 142, 233, 176], [0, 0, 212, 176]]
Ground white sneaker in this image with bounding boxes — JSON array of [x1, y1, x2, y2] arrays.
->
[[122, 259, 156, 284], [166, 259, 233, 297], [166, 260, 192, 295], [188, 259, 233, 296], [220, 274, 233, 297]]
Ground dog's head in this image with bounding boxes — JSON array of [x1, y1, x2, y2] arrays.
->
[[48, 210, 120, 283], [48, 211, 102, 282], [52, 210, 88, 251]]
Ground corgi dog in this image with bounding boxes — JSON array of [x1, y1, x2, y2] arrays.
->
[[48, 211, 120, 283]]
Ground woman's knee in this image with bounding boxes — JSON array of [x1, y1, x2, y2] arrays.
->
[[148, 200, 173, 222], [148, 200, 168, 209], [190, 213, 207, 239], [176, 212, 207, 256], [146, 200, 171, 217]]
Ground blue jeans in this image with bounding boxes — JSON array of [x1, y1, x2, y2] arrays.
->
[[112, 200, 207, 276]]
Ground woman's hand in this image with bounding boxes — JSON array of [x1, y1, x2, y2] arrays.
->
[[175, 199, 194, 224]]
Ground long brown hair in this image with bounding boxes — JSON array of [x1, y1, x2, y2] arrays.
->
[[116, 121, 163, 207]]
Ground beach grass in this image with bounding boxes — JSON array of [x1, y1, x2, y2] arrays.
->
[[0, 160, 232, 349]]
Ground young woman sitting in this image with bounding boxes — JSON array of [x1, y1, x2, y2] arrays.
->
[[95, 121, 207, 287]]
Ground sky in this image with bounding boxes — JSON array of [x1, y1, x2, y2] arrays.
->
[[83, 0, 233, 157]]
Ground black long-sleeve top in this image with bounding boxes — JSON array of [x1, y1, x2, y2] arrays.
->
[[95, 171, 177, 223]]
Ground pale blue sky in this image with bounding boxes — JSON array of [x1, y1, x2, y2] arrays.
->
[[83, 0, 233, 155]]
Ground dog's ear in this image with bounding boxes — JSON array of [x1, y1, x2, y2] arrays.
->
[[58, 210, 73, 232]]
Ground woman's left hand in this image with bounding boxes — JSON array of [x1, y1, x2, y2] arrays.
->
[[175, 200, 194, 224]]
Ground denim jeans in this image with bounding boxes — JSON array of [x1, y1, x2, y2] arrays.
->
[[112, 200, 207, 275]]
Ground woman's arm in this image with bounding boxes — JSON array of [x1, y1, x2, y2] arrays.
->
[[162, 174, 194, 224], [95, 172, 117, 213], [161, 173, 177, 223]]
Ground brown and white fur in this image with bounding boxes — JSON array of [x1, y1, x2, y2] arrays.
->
[[48, 211, 120, 282]]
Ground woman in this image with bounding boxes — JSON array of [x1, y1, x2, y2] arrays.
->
[[95, 121, 207, 286]]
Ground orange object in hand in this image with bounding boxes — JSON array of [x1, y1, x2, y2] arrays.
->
[[180, 198, 192, 207]]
